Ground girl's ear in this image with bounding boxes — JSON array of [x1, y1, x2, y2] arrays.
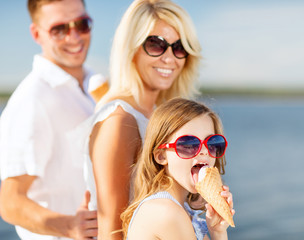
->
[[154, 150, 168, 166]]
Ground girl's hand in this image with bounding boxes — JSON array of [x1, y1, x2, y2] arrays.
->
[[205, 185, 235, 239]]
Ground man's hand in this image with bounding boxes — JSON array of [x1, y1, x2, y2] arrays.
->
[[69, 191, 98, 240]]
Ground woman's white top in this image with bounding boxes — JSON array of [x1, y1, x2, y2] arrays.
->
[[82, 99, 148, 210]]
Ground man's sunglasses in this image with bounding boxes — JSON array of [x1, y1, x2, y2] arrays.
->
[[48, 16, 92, 40], [142, 35, 189, 59], [158, 134, 227, 159]]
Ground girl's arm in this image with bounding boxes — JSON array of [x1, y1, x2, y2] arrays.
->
[[89, 107, 141, 240], [206, 185, 235, 240]]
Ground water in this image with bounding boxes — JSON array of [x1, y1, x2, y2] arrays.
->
[[1, 95, 304, 240], [204, 96, 304, 240]]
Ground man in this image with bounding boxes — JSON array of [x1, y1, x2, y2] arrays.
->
[[0, 0, 98, 239]]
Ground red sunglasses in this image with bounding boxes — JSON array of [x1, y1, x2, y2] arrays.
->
[[158, 134, 228, 159], [143, 35, 189, 59], [48, 16, 92, 40]]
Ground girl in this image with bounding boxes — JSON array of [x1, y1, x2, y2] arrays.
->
[[121, 98, 235, 240]]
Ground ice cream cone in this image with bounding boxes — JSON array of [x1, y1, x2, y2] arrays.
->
[[88, 74, 109, 103], [89, 83, 109, 102], [195, 167, 235, 227]]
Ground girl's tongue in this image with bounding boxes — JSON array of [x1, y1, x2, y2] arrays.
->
[[191, 164, 208, 184]]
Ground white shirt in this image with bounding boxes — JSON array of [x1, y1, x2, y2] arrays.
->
[[0, 55, 96, 240]]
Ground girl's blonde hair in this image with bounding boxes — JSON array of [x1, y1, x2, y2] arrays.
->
[[109, 0, 202, 105], [121, 98, 226, 237]]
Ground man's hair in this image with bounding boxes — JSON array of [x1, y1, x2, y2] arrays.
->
[[27, 0, 85, 22]]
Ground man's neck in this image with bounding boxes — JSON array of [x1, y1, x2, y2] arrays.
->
[[61, 65, 86, 91]]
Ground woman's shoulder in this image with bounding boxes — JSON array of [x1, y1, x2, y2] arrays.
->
[[93, 97, 136, 122], [93, 95, 148, 140], [96, 94, 133, 110], [97, 95, 145, 118], [93, 105, 138, 136]]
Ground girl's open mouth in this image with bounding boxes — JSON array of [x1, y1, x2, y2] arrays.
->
[[191, 163, 208, 184]]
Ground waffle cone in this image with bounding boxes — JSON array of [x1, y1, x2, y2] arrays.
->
[[89, 82, 109, 103], [195, 167, 235, 227]]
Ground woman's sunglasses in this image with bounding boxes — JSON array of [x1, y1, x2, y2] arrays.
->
[[143, 35, 189, 59], [158, 134, 227, 159], [48, 16, 93, 40]]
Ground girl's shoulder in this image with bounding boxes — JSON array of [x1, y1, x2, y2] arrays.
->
[[140, 197, 187, 220], [130, 198, 196, 240]]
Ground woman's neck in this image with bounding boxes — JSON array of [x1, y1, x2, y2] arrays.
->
[[136, 94, 157, 118], [136, 86, 160, 118]]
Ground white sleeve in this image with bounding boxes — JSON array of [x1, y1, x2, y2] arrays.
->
[[0, 97, 53, 180]]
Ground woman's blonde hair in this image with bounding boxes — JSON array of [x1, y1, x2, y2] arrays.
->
[[109, 0, 202, 105], [121, 98, 226, 237]]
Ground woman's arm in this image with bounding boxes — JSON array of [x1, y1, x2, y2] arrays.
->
[[89, 107, 141, 240]]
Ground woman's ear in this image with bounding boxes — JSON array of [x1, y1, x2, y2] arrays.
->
[[154, 150, 168, 166]]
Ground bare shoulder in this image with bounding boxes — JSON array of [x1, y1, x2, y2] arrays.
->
[[141, 198, 191, 226], [91, 105, 138, 139], [107, 103, 137, 122], [128, 198, 196, 240], [89, 103, 141, 164]]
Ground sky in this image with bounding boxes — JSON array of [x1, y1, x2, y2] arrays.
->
[[0, 0, 304, 92]]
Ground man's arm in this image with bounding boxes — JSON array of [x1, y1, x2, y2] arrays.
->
[[0, 175, 97, 239]]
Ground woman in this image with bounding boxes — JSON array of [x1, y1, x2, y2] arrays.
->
[[84, 0, 202, 239]]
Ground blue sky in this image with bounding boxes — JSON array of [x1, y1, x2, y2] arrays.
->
[[1, 0, 303, 91]]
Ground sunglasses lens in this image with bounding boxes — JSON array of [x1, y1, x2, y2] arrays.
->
[[50, 24, 69, 40], [143, 36, 167, 57], [176, 136, 201, 159], [75, 18, 92, 33], [207, 135, 226, 158], [49, 17, 92, 40], [172, 40, 188, 59]]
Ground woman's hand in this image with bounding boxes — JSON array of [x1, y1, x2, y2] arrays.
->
[[205, 185, 235, 240]]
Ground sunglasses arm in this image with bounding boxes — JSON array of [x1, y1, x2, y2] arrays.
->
[[158, 143, 175, 149]]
